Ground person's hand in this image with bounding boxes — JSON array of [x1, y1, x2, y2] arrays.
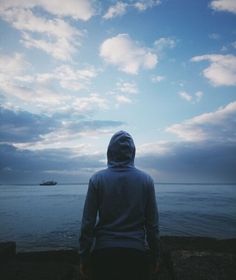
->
[[152, 261, 160, 274], [80, 263, 89, 279]]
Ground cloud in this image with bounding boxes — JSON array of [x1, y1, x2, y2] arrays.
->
[[178, 91, 203, 103], [100, 34, 157, 74], [166, 101, 236, 142], [134, 0, 161, 11], [154, 37, 176, 52], [178, 91, 192, 102], [116, 81, 138, 94], [137, 100, 236, 182], [0, 53, 69, 109], [72, 94, 109, 113], [53, 65, 99, 91], [0, 106, 58, 143], [103, 2, 128, 19], [231, 41, 236, 49], [23, 118, 124, 151], [103, 1, 161, 19], [0, 104, 124, 152], [0, 111, 125, 183], [136, 141, 236, 182], [115, 95, 132, 105], [0, 143, 105, 184], [107, 81, 138, 106], [0, 8, 82, 60], [0, 52, 103, 113], [209, 33, 221, 40], [35, 64, 99, 92], [0, 52, 29, 77], [0, 0, 95, 21], [191, 54, 236, 86], [210, 0, 236, 14], [151, 75, 165, 83]]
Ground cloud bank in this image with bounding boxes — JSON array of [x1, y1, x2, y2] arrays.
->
[[103, 0, 161, 19], [210, 0, 236, 14], [1, 101, 236, 183], [0, 0, 96, 60], [166, 101, 236, 142], [100, 34, 157, 74], [191, 54, 236, 86]]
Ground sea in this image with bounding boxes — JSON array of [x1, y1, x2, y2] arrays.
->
[[0, 183, 235, 252]]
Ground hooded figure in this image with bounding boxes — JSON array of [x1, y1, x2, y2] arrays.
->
[[79, 131, 160, 280]]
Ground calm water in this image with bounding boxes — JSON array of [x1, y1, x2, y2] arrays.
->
[[0, 183, 235, 251]]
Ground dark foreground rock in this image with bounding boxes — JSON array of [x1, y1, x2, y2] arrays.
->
[[0, 236, 236, 280]]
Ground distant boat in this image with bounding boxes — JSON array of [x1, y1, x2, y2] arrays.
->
[[40, 180, 57, 186]]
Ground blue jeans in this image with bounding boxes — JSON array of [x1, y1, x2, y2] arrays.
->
[[91, 247, 150, 280]]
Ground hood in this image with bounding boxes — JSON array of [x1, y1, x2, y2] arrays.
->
[[107, 131, 136, 168]]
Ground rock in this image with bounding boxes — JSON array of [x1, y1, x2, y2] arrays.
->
[[16, 249, 79, 264], [0, 242, 16, 262], [0, 261, 80, 280], [0, 237, 236, 280], [171, 250, 236, 280]]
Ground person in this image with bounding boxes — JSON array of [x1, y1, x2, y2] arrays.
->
[[79, 131, 160, 280]]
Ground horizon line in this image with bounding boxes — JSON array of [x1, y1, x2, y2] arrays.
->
[[1, 182, 236, 186]]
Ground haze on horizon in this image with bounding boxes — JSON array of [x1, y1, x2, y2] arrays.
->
[[0, 0, 236, 184]]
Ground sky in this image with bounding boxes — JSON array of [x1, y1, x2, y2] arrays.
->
[[0, 0, 236, 184]]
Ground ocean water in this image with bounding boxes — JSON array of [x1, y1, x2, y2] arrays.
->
[[0, 183, 235, 252]]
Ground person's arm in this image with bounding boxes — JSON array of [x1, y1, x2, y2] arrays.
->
[[145, 179, 160, 268], [79, 178, 98, 265]]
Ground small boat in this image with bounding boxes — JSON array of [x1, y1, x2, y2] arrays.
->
[[40, 180, 57, 186]]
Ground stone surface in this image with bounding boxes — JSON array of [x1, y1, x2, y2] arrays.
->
[[0, 237, 235, 280], [0, 242, 16, 262], [0, 261, 80, 280], [171, 250, 236, 280]]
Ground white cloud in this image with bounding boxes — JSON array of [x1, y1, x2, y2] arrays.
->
[[100, 34, 157, 74], [0, 53, 29, 77], [103, 2, 128, 19], [0, 8, 82, 61], [209, 33, 221, 40], [191, 54, 236, 86], [115, 95, 132, 104], [231, 41, 236, 49], [195, 91, 203, 102], [73, 94, 109, 113], [134, 1, 161, 11], [178, 91, 192, 102], [166, 101, 236, 142], [151, 75, 165, 83], [0, 52, 104, 113], [178, 91, 203, 103], [210, 0, 236, 14], [116, 81, 138, 94], [103, 0, 161, 19], [137, 141, 171, 156], [35, 64, 98, 91], [154, 37, 176, 52], [54, 65, 98, 91], [0, 0, 95, 21]]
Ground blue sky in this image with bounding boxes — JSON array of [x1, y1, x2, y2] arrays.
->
[[0, 0, 236, 183]]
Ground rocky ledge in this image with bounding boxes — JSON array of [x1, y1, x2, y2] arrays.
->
[[0, 236, 236, 280]]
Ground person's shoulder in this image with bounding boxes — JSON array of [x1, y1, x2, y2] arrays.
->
[[90, 168, 108, 183], [133, 167, 154, 184]]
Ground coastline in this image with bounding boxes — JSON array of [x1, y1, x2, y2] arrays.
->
[[1, 236, 236, 280]]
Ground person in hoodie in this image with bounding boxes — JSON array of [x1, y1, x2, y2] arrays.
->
[[79, 131, 160, 280]]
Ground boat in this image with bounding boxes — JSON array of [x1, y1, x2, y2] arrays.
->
[[40, 180, 57, 186]]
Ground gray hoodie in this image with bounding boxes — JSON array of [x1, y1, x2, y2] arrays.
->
[[79, 131, 160, 263]]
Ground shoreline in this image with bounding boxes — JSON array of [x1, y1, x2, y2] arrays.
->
[[1, 236, 236, 279]]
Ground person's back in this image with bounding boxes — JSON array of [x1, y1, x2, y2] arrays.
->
[[79, 131, 160, 280]]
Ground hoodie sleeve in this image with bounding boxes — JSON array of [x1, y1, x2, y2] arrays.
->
[[145, 178, 161, 263], [79, 178, 98, 264]]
